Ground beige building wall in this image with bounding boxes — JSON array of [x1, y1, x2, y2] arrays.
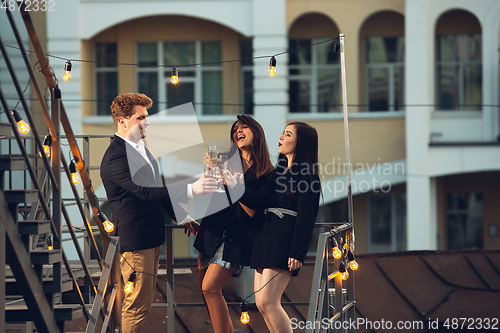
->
[[287, 0, 405, 113]]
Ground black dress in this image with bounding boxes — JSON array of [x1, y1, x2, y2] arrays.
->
[[194, 164, 267, 272], [240, 169, 321, 276]]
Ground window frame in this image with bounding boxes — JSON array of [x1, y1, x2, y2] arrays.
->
[[135, 40, 223, 116], [367, 192, 406, 253], [288, 38, 341, 114], [94, 42, 118, 116], [364, 36, 405, 112], [436, 33, 482, 111]]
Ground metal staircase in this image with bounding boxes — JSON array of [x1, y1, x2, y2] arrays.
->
[[1, 4, 121, 333]]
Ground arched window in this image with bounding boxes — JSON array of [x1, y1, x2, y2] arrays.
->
[[288, 13, 340, 113], [360, 11, 405, 112], [436, 10, 482, 111]]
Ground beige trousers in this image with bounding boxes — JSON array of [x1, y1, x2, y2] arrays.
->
[[120, 246, 161, 333]]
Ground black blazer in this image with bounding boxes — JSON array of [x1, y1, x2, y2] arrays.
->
[[240, 170, 321, 276], [193, 164, 267, 266], [100, 135, 188, 252]]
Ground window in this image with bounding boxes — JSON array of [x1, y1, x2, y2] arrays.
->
[[288, 39, 340, 113], [438, 34, 482, 110], [365, 36, 404, 111], [137, 41, 222, 115], [240, 39, 253, 115], [447, 193, 483, 249], [95, 43, 118, 116], [368, 193, 406, 253]]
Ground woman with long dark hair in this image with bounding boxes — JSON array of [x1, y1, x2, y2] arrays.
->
[[194, 115, 274, 333], [230, 121, 321, 333]]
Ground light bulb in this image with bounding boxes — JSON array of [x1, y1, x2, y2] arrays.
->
[[18, 120, 30, 134], [69, 161, 79, 185], [333, 247, 342, 259], [347, 251, 358, 270], [47, 236, 53, 250], [171, 67, 178, 85], [12, 110, 30, 134], [240, 302, 250, 324], [125, 271, 136, 294], [42, 134, 52, 158], [103, 220, 115, 233], [63, 61, 72, 81], [268, 56, 277, 77], [98, 211, 115, 233], [339, 263, 349, 280]]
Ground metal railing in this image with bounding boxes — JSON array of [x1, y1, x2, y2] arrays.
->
[[306, 223, 355, 333]]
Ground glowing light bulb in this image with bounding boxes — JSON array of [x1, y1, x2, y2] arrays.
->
[[171, 67, 178, 85], [339, 263, 349, 280], [333, 247, 342, 259], [12, 110, 29, 134], [63, 61, 72, 81], [268, 56, 277, 77], [69, 161, 79, 185], [47, 236, 53, 250], [240, 302, 250, 324], [124, 271, 136, 294], [98, 211, 115, 233], [103, 220, 115, 233], [42, 134, 52, 158], [348, 251, 358, 270]]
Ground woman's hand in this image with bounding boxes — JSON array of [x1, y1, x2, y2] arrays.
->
[[223, 170, 237, 188], [288, 258, 302, 271]]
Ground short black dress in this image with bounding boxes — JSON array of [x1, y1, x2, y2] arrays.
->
[[194, 164, 267, 276], [240, 169, 321, 276]]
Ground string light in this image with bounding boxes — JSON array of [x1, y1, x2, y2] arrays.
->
[[46, 235, 53, 250], [339, 263, 349, 280], [98, 210, 115, 233], [268, 56, 276, 77], [347, 251, 358, 270], [171, 67, 179, 85], [63, 61, 72, 81], [69, 160, 80, 185], [42, 134, 52, 158], [12, 110, 30, 134], [240, 302, 250, 324], [124, 271, 136, 294], [330, 237, 342, 259]]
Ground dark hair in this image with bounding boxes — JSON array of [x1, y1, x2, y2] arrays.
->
[[275, 122, 321, 195], [230, 115, 274, 178], [110, 93, 152, 126]]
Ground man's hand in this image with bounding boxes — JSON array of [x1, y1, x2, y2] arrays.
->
[[191, 177, 218, 194], [184, 220, 200, 237]]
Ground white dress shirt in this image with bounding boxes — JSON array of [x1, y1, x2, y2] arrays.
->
[[115, 133, 194, 225]]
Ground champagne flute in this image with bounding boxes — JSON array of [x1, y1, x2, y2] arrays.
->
[[216, 153, 228, 193]]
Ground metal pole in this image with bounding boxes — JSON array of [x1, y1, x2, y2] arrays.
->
[[166, 227, 175, 333], [339, 35, 354, 244], [339, 34, 355, 331]]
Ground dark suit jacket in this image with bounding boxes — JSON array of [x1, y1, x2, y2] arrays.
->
[[240, 170, 321, 276], [100, 135, 188, 252]]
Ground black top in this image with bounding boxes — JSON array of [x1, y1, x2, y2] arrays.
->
[[100, 135, 188, 252], [240, 169, 321, 276], [194, 164, 268, 266]]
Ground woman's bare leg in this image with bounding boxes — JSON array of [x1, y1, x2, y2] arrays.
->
[[254, 268, 292, 333], [201, 264, 234, 333]]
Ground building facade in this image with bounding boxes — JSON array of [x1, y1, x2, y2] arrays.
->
[[3, 0, 499, 257]]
